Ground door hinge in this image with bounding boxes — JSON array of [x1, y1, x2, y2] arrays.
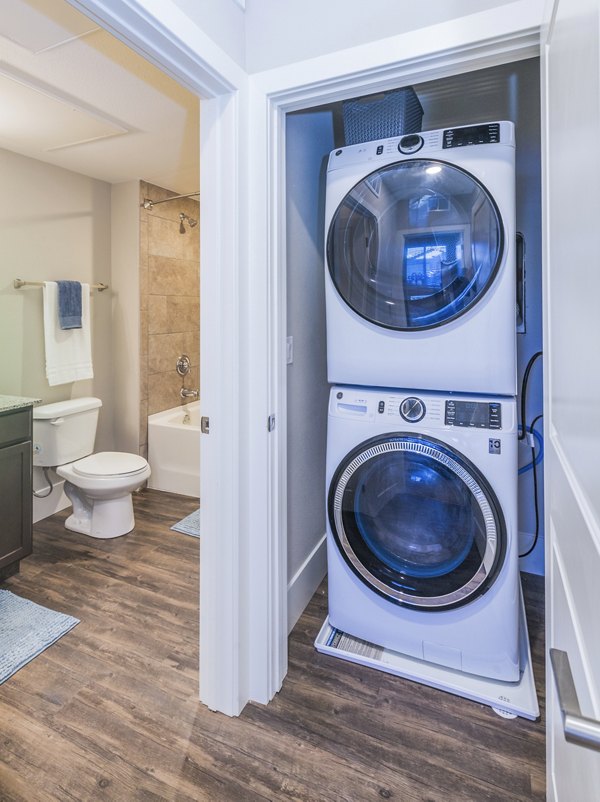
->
[[268, 414, 276, 432], [200, 416, 210, 434]]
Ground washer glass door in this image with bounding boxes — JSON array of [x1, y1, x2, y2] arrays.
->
[[327, 159, 503, 330], [329, 434, 506, 610]]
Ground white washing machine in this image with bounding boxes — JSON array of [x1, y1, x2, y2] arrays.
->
[[326, 385, 520, 682], [325, 121, 516, 395]]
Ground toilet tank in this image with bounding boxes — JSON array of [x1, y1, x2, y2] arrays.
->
[[33, 397, 102, 467]]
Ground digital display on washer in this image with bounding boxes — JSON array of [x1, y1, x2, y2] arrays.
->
[[445, 400, 501, 429], [443, 123, 500, 149]]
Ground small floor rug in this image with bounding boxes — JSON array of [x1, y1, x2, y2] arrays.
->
[[171, 508, 200, 538], [0, 590, 80, 684]]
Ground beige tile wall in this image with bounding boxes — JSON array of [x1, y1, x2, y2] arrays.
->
[[139, 181, 200, 456]]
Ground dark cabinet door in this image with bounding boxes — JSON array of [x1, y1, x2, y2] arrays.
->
[[0, 440, 33, 569]]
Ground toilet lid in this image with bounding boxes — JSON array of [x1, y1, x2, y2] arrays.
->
[[73, 451, 148, 478]]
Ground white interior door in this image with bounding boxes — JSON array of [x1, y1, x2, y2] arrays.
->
[[543, 0, 600, 797]]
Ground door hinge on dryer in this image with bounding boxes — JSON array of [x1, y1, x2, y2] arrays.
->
[[268, 414, 276, 432]]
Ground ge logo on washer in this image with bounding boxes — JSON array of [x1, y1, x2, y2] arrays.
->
[[489, 439, 502, 455]]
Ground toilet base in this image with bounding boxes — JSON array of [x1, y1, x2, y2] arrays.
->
[[63, 482, 136, 539]]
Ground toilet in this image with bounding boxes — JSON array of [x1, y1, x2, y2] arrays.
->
[[33, 397, 151, 539]]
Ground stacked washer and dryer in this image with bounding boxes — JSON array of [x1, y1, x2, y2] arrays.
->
[[317, 120, 537, 713]]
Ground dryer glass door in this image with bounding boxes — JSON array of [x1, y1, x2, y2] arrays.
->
[[327, 160, 503, 331], [328, 434, 506, 610]]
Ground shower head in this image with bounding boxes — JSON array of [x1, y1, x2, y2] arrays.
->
[[179, 212, 197, 234]]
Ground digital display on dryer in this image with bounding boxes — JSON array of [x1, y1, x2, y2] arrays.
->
[[445, 401, 501, 429], [443, 123, 500, 148]]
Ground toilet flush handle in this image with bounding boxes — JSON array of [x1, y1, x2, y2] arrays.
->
[[50, 417, 65, 426]]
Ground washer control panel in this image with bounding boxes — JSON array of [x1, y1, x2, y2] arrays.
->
[[445, 400, 502, 429], [330, 388, 513, 432]]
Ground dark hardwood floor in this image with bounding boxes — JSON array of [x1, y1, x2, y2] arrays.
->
[[0, 490, 545, 801]]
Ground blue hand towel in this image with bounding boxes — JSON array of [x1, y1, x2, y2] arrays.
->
[[57, 281, 82, 329]]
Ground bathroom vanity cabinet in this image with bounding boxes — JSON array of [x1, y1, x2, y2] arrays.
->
[[0, 403, 33, 580]]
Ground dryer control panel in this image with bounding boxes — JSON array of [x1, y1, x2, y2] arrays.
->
[[443, 123, 500, 149], [327, 120, 515, 172]]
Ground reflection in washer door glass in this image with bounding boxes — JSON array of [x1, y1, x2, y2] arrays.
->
[[327, 160, 503, 331]]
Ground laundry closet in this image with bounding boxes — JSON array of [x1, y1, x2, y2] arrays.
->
[[285, 58, 543, 707]]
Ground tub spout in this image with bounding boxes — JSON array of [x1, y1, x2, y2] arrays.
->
[[180, 387, 199, 399]]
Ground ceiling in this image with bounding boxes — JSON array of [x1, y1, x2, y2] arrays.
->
[[0, 0, 199, 194]]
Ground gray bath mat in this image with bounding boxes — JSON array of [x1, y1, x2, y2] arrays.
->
[[171, 508, 200, 537], [0, 590, 79, 684]]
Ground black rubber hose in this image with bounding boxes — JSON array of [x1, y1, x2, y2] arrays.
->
[[518, 351, 543, 441], [519, 414, 544, 559]]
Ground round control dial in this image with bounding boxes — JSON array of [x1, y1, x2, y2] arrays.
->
[[400, 396, 426, 423], [398, 134, 424, 154]]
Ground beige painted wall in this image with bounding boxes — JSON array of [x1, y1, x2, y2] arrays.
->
[[111, 181, 141, 455], [0, 147, 114, 452], [139, 181, 200, 455]]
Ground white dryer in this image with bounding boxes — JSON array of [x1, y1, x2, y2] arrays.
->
[[326, 385, 521, 682], [325, 121, 516, 395]]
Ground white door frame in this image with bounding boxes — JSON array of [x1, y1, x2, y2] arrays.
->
[[253, 2, 543, 707], [541, 0, 600, 795], [68, 0, 543, 717], [66, 0, 252, 715]]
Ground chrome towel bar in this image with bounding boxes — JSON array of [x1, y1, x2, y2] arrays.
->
[[14, 278, 108, 292]]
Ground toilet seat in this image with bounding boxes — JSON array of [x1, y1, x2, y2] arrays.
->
[[73, 451, 148, 479]]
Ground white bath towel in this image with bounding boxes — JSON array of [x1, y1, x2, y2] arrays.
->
[[43, 281, 94, 386]]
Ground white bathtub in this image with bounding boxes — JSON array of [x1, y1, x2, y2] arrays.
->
[[148, 401, 200, 497]]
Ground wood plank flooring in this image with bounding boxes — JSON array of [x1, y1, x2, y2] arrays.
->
[[0, 489, 545, 801]]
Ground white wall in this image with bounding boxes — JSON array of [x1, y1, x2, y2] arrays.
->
[[245, 0, 519, 73], [285, 110, 335, 632], [169, 0, 245, 67], [0, 147, 114, 517]]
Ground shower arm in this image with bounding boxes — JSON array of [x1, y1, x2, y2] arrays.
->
[[141, 192, 199, 209]]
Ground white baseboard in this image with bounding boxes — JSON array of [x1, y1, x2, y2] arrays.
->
[[33, 476, 70, 524], [287, 533, 327, 634]]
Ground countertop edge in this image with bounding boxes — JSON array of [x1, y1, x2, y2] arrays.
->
[[0, 395, 43, 413]]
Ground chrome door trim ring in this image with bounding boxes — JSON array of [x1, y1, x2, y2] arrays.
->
[[326, 158, 505, 332], [329, 433, 505, 610]]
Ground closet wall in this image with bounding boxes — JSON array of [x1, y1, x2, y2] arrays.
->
[[285, 57, 543, 623], [286, 111, 335, 630]]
